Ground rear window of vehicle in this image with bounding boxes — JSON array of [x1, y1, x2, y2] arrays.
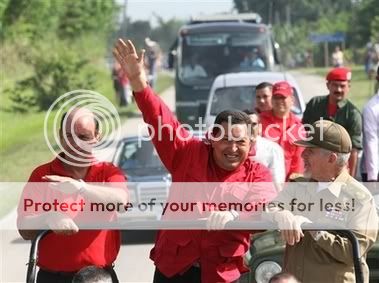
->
[[210, 86, 302, 115]]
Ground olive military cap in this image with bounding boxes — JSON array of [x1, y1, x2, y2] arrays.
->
[[294, 120, 352, 153]]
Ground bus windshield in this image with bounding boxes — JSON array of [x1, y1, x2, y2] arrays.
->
[[179, 31, 272, 85]]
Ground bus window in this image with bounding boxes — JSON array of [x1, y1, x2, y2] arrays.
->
[[179, 31, 272, 85]]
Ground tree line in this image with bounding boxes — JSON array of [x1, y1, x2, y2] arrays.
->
[[234, 0, 379, 67]]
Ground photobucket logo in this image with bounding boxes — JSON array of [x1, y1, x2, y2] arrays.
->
[[134, 116, 326, 146], [44, 90, 121, 167], [262, 117, 325, 143], [135, 116, 256, 145]]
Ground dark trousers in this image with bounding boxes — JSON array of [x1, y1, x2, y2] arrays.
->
[[153, 267, 201, 283], [37, 266, 119, 283]]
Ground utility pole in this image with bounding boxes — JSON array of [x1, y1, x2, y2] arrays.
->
[[268, 0, 273, 25], [122, 0, 128, 38]]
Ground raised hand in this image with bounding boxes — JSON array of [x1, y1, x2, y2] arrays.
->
[[113, 38, 148, 92]]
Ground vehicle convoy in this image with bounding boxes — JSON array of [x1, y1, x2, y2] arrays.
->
[[170, 13, 281, 126], [204, 71, 305, 128]]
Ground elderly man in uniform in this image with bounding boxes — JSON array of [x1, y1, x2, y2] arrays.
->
[[302, 67, 362, 177], [266, 120, 378, 283], [113, 38, 277, 283]]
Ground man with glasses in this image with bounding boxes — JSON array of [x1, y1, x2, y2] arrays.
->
[[17, 107, 128, 283]]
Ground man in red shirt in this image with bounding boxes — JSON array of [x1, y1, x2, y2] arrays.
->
[[260, 81, 305, 180], [114, 39, 277, 283], [17, 107, 128, 283]]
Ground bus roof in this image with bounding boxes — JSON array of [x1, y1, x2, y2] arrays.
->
[[190, 13, 262, 24], [179, 22, 269, 35]]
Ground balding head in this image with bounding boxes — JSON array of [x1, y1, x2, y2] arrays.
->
[[59, 107, 100, 163]]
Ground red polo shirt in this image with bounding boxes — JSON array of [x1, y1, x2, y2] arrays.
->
[[17, 155, 126, 272], [133, 86, 277, 283], [260, 111, 304, 180]]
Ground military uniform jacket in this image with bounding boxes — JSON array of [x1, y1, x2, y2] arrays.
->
[[270, 170, 378, 282], [302, 95, 363, 150]]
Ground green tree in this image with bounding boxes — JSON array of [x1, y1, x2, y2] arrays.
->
[[1, 0, 60, 40], [8, 40, 96, 112], [2, 0, 117, 112], [350, 0, 379, 46], [233, 0, 353, 25], [121, 19, 151, 49], [57, 0, 117, 39], [150, 15, 184, 52]]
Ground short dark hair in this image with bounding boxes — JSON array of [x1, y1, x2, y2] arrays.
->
[[72, 266, 112, 283], [212, 110, 252, 136], [60, 111, 99, 132], [256, 82, 273, 91], [242, 109, 257, 116]]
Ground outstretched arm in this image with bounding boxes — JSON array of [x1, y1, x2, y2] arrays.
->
[[113, 39, 192, 173], [113, 39, 148, 92]]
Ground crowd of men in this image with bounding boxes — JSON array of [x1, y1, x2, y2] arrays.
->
[[16, 38, 379, 283]]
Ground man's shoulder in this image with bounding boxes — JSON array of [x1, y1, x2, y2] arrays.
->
[[259, 110, 274, 121], [247, 158, 272, 179], [289, 113, 303, 125], [307, 95, 328, 105], [258, 136, 283, 152], [363, 94, 379, 114], [341, 176, 373, 203], [91, 161, 124, 175], [29, 159, 56, 181], [344, 99, 361, 113]]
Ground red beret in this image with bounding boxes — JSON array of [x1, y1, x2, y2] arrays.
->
[[272, 81, 293, 97], [326, 67, 352, 81]]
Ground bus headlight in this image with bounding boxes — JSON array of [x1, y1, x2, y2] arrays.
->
[[255, 261, 282, 283]]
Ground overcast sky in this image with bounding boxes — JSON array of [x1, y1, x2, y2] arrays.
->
[[121, 0, 234, 25]]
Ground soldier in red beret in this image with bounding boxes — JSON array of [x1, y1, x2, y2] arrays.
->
[[302, 67, 362, 177]]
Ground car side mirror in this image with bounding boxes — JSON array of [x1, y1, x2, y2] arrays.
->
[[168, 50, 177, 69]]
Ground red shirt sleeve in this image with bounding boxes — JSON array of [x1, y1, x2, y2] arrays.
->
[[133, 86, 192, 173]]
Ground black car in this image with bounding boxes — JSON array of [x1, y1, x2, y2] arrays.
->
[[113, 136, 171, 242]]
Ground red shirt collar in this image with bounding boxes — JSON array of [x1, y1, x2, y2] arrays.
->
[[50, 152, 99, 181]]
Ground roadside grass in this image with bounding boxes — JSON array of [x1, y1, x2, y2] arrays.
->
[[0, 68, 173, 218], [298, 65, 375, 111]]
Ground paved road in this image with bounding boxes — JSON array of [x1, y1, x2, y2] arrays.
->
[[0, 71, 326, 283]]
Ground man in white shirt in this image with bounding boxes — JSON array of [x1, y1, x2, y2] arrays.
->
[[362, 66, 379, 181], [244, 110, 285, 191], [181, 55, 207, 79]]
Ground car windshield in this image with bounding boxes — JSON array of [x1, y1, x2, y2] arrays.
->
[[210, 86, 302, 116], [210, 86, 254, 115], [179, 31, 271, 85], [119, 140, 164, 171]]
